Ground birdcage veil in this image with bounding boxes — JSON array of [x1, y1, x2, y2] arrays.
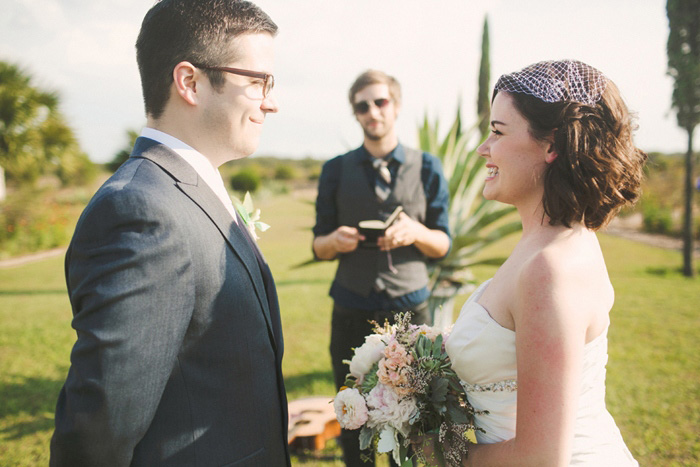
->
[[494, 59, 608, 106]]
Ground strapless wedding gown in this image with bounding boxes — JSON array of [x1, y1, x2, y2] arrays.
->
[[445, 279, 638, 466]]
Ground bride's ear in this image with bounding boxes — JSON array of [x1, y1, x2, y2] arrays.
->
[[544, 133, 558, 164], [545, 145, 558, 164]]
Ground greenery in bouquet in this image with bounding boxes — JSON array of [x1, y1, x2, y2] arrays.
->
[[333, 313, 480, 466]]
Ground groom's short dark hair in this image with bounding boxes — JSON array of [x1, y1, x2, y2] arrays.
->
[[136, 0, 277, 119]]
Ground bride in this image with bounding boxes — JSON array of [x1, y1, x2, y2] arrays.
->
[[441, 60, 645, 466]]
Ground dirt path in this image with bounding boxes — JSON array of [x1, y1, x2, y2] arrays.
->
[[1, 215, 697, 269], [0, 247, 66, 268], [604, 227, 700, 256], [604, 214, 700, 257]]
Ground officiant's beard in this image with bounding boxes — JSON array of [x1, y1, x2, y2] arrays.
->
[[364, 130, 381, 141], [362, 122, 391, 141]]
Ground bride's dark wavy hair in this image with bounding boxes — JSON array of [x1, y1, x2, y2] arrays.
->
[[496, 76, 648, 230]]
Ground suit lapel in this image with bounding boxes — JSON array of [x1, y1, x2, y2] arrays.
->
[[131, 138, 278, 352], [233, 210, 284, 357]]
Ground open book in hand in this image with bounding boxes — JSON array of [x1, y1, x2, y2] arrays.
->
[[358, 206, 403, 248]]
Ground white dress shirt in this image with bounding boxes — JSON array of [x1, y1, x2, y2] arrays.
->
[[140, 128, 238, 223]]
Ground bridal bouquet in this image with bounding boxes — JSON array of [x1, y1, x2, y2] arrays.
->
[[333, 313, 478, 466]]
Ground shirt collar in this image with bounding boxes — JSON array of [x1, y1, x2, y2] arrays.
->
[[141, 128, 209, 167], [360, 142, 405, 165], [140, 128, 239, 222]]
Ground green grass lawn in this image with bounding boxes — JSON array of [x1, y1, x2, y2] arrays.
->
[[1, 191, 698, 466]]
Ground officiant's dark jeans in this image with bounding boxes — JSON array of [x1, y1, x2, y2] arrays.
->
[[331, 300, 430, 467]]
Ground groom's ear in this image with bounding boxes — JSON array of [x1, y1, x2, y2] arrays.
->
[[172, 61, 199, 107]]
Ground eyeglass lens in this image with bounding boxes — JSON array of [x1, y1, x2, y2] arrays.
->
[[264, 75, 274, 98], [354, 98, 390, 114]]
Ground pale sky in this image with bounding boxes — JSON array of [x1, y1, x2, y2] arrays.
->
[[0, 0, 690, 163]]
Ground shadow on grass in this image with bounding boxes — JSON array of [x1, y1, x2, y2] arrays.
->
[[0, 289, 66, 296], [288, 258, 320, 269], [0, 375, 63, 440], [644, 266, 687, 277], [284, 369, 334, 394], [2, 412, 55, 441]]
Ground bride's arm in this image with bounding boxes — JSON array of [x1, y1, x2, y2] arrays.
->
[[465, 253, 588, 466]]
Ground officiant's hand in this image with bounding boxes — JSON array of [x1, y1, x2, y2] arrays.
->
[[379, 213, 422, 251], [331, 226, 364, 253], [379, 213, 450, 259], [312, 226, 365, 260]]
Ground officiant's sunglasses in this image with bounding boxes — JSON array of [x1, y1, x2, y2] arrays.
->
[[192, 63, 274, 98], [353, 98, 391, 115]]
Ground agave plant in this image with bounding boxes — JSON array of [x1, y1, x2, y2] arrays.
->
[[418, 106, 522, 329]]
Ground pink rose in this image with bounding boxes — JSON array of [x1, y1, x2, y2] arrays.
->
[[377, 341, 414, 395]]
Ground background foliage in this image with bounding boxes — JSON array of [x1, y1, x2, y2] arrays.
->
[[0, 62, 95, 187], [639, 152, 700, 238]]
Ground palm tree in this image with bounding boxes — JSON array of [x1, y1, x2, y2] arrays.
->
[[419, 107, 522, 328], [0, 62, 58, 187], [0, 61, 92, 197]]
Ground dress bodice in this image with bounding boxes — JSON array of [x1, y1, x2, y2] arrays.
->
[[445, 279, 638, 465]]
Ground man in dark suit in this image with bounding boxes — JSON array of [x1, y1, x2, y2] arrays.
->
[[50, 1, 290, 466]]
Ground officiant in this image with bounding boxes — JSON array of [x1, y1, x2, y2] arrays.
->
[[312, 69, 451, 466]]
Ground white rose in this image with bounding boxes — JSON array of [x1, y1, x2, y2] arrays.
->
[[348, 333, 387, 383], [333, 387, 368, 430]]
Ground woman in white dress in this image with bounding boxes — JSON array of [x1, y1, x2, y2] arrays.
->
[[439, 60, 645, 466]]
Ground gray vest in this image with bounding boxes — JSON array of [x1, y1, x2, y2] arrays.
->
[[335, 147, 428, 298]]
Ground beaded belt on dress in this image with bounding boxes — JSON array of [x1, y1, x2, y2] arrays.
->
[[461, 379, 518, 392]]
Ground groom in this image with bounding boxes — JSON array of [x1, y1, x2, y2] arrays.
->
[[50, 1, 290, 466]]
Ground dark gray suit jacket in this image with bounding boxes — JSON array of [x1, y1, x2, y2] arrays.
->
[[51, 138, 290, 466]]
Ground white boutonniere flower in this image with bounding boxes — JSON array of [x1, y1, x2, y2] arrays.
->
[[233, 192, 270, 241]]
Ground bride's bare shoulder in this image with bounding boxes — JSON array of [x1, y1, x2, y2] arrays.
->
[[514, 232, 612, 322], [524, 229, 607, 281]]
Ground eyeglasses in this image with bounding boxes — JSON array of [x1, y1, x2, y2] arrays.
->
[[192, 63, 275, 98], [353, 98, 391, 115]]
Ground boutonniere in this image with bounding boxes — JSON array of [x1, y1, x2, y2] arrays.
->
[[233, 192, 270, 241]]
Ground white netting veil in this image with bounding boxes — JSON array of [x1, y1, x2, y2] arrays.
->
[[494, 60, 608, 106]]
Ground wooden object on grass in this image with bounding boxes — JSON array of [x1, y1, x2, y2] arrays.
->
[[288, 397, 341, 452]]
